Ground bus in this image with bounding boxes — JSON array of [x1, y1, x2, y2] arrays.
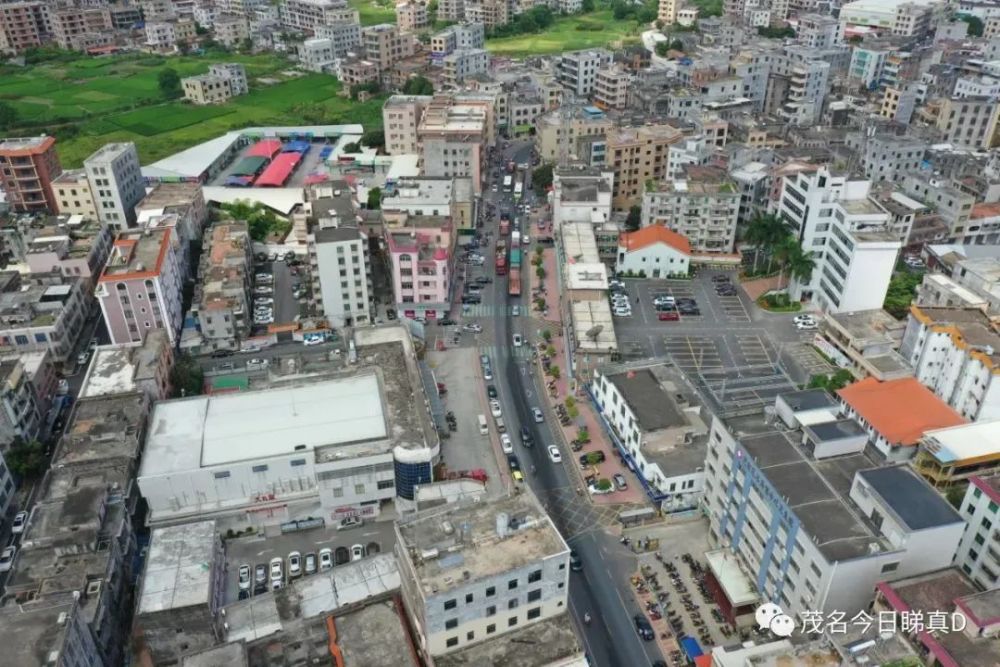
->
[[503, 175, 513, 191], [514, 181, 523, 201]]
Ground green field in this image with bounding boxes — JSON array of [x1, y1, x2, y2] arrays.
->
[[349, 0, 398, 26], [485, 11, 643, 56], [1, 53, 385, 167]]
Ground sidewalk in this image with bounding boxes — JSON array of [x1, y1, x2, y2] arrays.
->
[[529, 247, 645, 507]]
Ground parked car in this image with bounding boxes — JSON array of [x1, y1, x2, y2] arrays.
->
[[0, 546, 16, 572], [238, 564, 251, 590], [613, 473, 628, 490], [319, 548, 333, 572], [337, 516, 363, 531], [570, 550, 583, 571], [351, 544, 365, 562], [303, 336, 324, 346], [463, 323, 483, 333], [634, 614, 655, 641], [487, 384, 498, 399], [438, 318, 457, 326], [658, 311, 680, 321], [11, 510, 27, 534], [711, 274, 731, 283], [288, 551, 302, 579], [507, 454, 521, 471], [793, 314, 816, 325], [579, 450, 607, 467], [547, 445, 562, 464], [490, 399, 502, 418], [512, 334, 523, 347], [77, 349, 91, 366], [246, 358, 268, 370], [483, 365, 493, 381], [269, 557, 283, 586], [305, 552, 317, 575], [520, 426, 534, 447], [532, 407, 544, 423], [501, 433, 513, 454], [795, 321, 817, 330]]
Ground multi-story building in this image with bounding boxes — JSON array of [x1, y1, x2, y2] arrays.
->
[[839, 0, 937, 37], [0, 1, 49, 54], [382, 177, 475, 230], [395, 0, 427, 32], [340, 57, 380, 86], [666, 135, 713, 178], [24, 216, 113, 289], [658, 0, 677, 24], [383, 94, 432, 155], [386, 218, 453, 320], [314, 20, 362, 56], [395, 492, 570, 659], [557, 49, 613, 97], [936, 96, 1000, 150], [535, 105, 613, 163], [83, 142, 144, 229], [817, 309, 911, 382], [954, 74, 1000, 99], [145, 17, 197, 48], [80, 329, 173, 402], [363, 23, 416, 72], [52, 169, 98, 219], [96, 222, 185, 345], [590, 363, 707, 508], [5, 391, 149, 667], [911, 421, 1000, 492], [430, 22, 484, 57], [902, 173, 975, 242], [463, 0, 508, 29], [195, 222, 252, 352], [838, 377, 967, 461], [641, 166, 739, 254], [135, 180, 208, 252], [880, 84, 919, 124], [593, 64, 630, 110], [442, 48, 488, 87], [279, 0, 358, 32], [615, 226, 691, 278], [108, 3, 143, 30], [606, 123, 683, 210], [846, 134, 926, 184], [0, 136, 61, 213], [0, 272, 91, 364], [703, 403, 965, 620], [797, 13, 840, 49], [137, 327, 438, 524], [551, 166, 614, 229], [0, 357, 41, 448], [900, 305, 1000, 421], [50, 6, 113, 51], [213, 13, 249, 47], [848, 42, 890, 89], [181, 62, 248, 105], [418, 96, 492, 192], [954, 474, 1000, 589]]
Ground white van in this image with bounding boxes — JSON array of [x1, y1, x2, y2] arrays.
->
[[478, 414, 489, 436]]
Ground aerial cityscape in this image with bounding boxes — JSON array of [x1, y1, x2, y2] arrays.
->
[[2, 0, 1000, 665]]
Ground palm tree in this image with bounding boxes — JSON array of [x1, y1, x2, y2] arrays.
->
[[744, 214, 791, 274], [775, 238, 815, 290], [773, 236, 798, 289]]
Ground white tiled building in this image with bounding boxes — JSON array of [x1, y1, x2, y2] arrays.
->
[[83, 143, 144, 229], [954, 474, 1000, 590]]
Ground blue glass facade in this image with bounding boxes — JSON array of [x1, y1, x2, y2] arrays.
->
[[394, 459, 432, 500]]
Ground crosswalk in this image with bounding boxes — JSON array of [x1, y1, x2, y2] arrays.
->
[[460, 303, 521, 318], [477, 344, 534, 360]]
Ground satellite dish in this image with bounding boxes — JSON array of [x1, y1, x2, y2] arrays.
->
[[586, 325, 603, 341]]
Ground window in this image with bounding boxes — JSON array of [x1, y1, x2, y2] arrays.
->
[[508, 599, 518, 610], [445, 619, 458, 630], [446, 637, 458, 648], [466, 631, 474, 641], [976, 533, 986, 546], [881, 562, 900, 574], [527, 607, 541, 620], [486, 586, 496, 597], [528, 589, 541, 602], [213, 471, 231, 479], [486, 624, 496, 634], [508, 579, 518, 590], [377, 479, 395, 490], [508, 616, 518, 627], [444, 599, 456, 611], [291, 459, 307, 467], [985, 517, 994, 531], [466, 593, 474, 604], [528, 569, 542, 583], [252, 464, 269, 473], [486, 605, 496, 617]]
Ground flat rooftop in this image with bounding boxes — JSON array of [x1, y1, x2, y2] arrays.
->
[[827, 308, 905, 345], [335, 599, 418, 667], [137, 520, 217, 615], [705, 548, 759, 607], [912, 306, 1000, 365], [778, 388, 839, 412], [182, 643, 247, 667], [100, 227, 171, 280], [805, 418, 867, 442], [560, 222, 601, 264], [607, 368, 682, 432], [54, 392, 146, 466], [570, 300, 617, 353], [398, 493, 568, 595], [434, 615, 583, 667], [922, 420, 1000, 464], [858, 466, 962, 531], [4, 600, 77, 667], [141, 373, 386, 473], [565, 262, 608, 290], [727, 412, 887, 561]]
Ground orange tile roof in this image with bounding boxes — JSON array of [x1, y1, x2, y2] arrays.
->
[[619, 225, 692, 255], [972, 202, 1000, 220], [837, 377, 967, 447]]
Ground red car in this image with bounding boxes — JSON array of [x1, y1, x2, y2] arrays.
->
[[659, 311, 680, 321]]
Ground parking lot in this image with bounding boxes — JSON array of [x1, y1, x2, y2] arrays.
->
[[222, 519, 396, 604], [251, 253, 308, 330]]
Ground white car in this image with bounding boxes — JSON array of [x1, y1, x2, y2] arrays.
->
[[11, 510, 27, 534], [512, 305, 520, 316], [0, 545, 15, 572], [351, 544, 365, 562], [532, 407, 544, 423], [513, 334, 523, 347], [463, 323, 483, 333], [654, 296, 675, 305], [795, 321, 818, 331], [238, 564, 252, 590], [793, 314, 816, 325], [613, 309, 633, 318], [246, 358, 268, 370], [288, 551, 302, 579], [303, 336, 324, 346], [490, 399, 503, 418], [483, 366, 493, 381], [269, 557, 283, 585], [319, 547, 333, 572], [337, 516, 363, 531], [500, 433, 513, 454], [547, 445, 562, 464]]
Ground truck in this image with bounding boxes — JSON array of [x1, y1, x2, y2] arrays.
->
[[495, 239, 508, 275], [514, 181, 523, 201], [509, 248, 521, 268], [509, 268, 521, 297], [503, 175, 513, 192], [511, 230, 521, 249], [499, 219, 510, 238], [507, 160, 515, 173]]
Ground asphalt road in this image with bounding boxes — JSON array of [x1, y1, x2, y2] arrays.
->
[[482, 141, 663, 667]]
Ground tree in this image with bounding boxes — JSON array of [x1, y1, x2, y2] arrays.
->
[[0, 101, 16, 130], [960, 15, 984, 37], [669, 38, 684, 51], [786, 242, 816, 286], [170, 353, 204, 398], [581, 0, 594, 10], [367, 187, 382, 210], [158, 67, 181, 99], [532, 164, 553, 195], [883, 271, 923, 319], [612, 0, 630, 19], [5, 437, 47, 478], [808, 368, 853, 392], [343, 142, 362, 153], [946, 485, 967, 509], [625, 205, 642, 232], [744, 213, 789, 274], [361, 129, 384, 149], [757, 25, 796, 39], [402, 75, 434, 95], [655, 42, 670, 56]]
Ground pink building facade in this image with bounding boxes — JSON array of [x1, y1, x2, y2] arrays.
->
[[387, 224, 454, 320], [96, 225, 184, 345]]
